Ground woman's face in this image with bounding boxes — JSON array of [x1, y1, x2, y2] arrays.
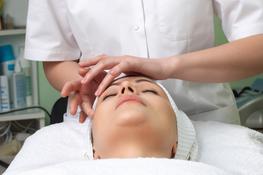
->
[[92, 76, 177, 159]]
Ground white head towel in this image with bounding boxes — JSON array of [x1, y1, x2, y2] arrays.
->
[[157, 82, 198, 160]]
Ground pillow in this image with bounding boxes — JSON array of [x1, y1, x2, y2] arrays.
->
[[4, 118, 263, 175]]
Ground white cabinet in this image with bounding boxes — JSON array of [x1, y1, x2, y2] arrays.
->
[[0, 1, 45, 172], [0, 29, 45, 174], [0, 1, 45, 126], [0, 29, 45, 128]]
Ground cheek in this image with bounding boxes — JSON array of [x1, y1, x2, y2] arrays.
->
[[147, 99, 177, 127], [94, 98, 117, 116], [155, 102, 177, 141], [92, 102, 115, 139]]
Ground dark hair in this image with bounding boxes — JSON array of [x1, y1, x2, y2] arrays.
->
[[90, 129, 94, 144]]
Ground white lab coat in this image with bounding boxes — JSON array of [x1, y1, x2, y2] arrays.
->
[[25, 0, 263, 124]]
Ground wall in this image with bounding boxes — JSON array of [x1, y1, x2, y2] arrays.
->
[[38, 62, 60, 123]]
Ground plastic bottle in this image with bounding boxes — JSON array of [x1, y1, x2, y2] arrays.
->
[[0, 75, 11, 111], [0, 45, 15, 76], [18, 46, 32, 106], [10, 54, 27, 109], [0, 45, 14, 110]]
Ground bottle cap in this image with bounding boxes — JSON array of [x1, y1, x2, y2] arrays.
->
[[0, 45, 16, 62]]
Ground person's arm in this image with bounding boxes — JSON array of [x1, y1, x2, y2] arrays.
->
[[170, 34, 263, 82], [43, 60, 105, 121], [79, 35, 263, 96], [43, 61, 82, 92], [43, 61, 86, 117]]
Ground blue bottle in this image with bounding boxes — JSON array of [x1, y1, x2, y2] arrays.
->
[[0, 44, 16, 76]]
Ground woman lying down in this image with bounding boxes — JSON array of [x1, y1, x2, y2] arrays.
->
[[91, 75, 197, 160], [4, 75, 234, 175]]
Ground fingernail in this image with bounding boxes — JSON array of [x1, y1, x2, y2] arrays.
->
[[110, 69, 115, 76], [95, 90, 100, 96]]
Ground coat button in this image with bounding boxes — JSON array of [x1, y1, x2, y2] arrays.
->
[[133, 25, 140, 31]]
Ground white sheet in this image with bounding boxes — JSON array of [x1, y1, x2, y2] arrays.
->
[[195, 121, 263, 175], [4, 120, 263, 175], [7, 159, 231, 175]]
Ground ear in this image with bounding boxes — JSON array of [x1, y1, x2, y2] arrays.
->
[[93, 148, 101, 159]]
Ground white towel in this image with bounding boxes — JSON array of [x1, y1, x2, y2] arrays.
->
[[4, 121, 263, 175], [7, 158, 231, 175], [194, 121, 263, 175]]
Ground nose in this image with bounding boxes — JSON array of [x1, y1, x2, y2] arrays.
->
[[120, 81, 136, 95]]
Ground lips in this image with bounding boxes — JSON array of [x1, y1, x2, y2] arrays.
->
[[116, 95, 145, 109]]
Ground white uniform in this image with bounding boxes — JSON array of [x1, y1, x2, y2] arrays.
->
[[25, 0, 263, 124]]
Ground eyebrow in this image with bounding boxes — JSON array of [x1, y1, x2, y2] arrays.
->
[[108, 78, 157, 88], [135, 78, 156, 84]]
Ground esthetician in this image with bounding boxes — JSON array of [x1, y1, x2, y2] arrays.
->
[[24, 0, 263, 123]]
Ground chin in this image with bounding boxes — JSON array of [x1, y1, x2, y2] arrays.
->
[[115, 108, 148, 126]]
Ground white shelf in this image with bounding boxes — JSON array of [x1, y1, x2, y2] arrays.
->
[[0, 29, 26, 36], [0, 109, 46, 128], [0, 108, 45, 121], [0, 28, 44, 127]]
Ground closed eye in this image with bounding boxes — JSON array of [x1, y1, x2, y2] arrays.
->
[[103, 93, 117, 101], [142, 89, 159, 95]]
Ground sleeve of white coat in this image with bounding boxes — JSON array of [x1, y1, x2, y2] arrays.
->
[[213, 0, 263, 41], [24, 0, 81, 61]]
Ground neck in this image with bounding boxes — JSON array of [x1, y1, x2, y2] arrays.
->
[[103, 142, 170, 159]]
